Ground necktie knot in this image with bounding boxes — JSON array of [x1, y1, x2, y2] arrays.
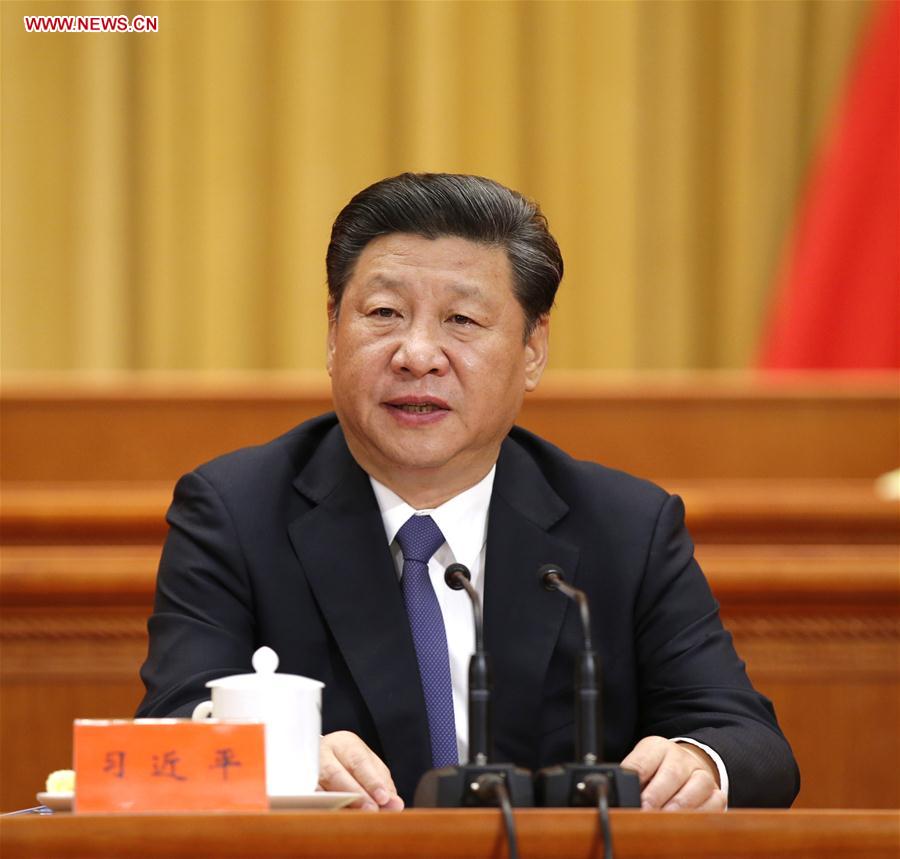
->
[[396, 514, 445, 564]]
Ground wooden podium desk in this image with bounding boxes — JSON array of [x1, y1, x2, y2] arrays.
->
[[2, 809, 898, 859]]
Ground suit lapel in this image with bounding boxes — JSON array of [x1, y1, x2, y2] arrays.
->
[[484, 435, 579, 764], [286, 427, 431, 794]]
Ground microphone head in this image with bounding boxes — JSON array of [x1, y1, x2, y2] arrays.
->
[[445, 562, 472, 591], [538, 563, 565, 591]]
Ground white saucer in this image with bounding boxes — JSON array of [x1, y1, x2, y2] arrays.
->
[[268, 792, 360, 810], [37, 790, 361, 812], [36, 791, 73, 812]]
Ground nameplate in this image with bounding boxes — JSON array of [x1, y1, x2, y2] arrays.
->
[[73, 719, 267, 812]]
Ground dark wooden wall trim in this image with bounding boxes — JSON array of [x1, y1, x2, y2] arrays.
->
[[2, 545, 898, 811], [4, 480, 897, 545], [3, 372, 898, 482], [2, 374, 898, 813]]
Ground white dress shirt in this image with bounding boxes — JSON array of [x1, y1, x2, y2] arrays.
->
[[369, 469, 729, 801]]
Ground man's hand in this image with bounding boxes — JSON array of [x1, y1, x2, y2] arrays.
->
[[319, 731, 404, 811], [621, 736, 726, 811]]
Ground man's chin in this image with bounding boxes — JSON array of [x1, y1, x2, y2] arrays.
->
[[343, 428, 452, 473], [381, 449, 456, 474]]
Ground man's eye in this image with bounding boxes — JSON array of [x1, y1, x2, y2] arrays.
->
[[449, 314, 474, 326], [372, 308, 397, 318]]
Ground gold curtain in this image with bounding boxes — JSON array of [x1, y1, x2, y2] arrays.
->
[[1, 0, 871, 371]]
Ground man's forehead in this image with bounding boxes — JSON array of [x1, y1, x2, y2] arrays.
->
[[350, 233, 512, 283]]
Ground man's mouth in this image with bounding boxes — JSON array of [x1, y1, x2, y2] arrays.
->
[[385, 397, 451, 416], [393, 403, 444, 413]]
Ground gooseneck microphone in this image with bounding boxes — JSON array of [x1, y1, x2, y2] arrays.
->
[[444, 563, 490, 765], [539, 564, 602, 764], [414, 562, 534, 828], [535, 562, 641, 831]]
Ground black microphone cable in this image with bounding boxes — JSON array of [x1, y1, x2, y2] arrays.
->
[[583, 773, 614, 859], [471, 773, 519, 859]]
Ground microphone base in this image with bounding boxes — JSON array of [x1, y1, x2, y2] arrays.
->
[[535, 762, 641, 808], [414, 763, 535, 808]]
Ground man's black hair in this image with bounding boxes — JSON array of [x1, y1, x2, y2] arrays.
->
[[326, 173, 563, 334]]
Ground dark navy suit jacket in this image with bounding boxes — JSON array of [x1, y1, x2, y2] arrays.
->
[[137, 414, 799, 806]]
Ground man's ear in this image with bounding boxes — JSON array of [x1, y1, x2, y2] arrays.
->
[[325, 300, 337, 376], [524, 315, 550, 392]]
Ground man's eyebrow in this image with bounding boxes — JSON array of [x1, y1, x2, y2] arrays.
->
[[446, 282, 482, 299], [361, 274, 403, 291], [363, 275, 485, 300]]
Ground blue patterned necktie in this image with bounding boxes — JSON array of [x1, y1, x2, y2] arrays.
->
[[395, 514, 459, 768]]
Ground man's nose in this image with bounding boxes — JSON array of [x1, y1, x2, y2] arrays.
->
[[390, 321, 450, 376]]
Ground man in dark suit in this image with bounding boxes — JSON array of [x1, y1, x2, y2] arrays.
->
[[138, 173, 799, 810]]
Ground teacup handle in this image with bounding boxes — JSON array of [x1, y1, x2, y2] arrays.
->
[[191, 699, 214, 721]]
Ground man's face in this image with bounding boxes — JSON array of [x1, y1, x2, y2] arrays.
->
[[327, 233, 549, 502]]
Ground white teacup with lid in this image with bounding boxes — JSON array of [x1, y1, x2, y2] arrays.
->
[[191, 647, 324, 796]]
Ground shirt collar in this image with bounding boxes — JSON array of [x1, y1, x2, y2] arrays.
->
[[369, 466, 496, 564]]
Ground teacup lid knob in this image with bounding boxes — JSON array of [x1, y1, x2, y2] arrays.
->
[[251, 646, 279, 675]]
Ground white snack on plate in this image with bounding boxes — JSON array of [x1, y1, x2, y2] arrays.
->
[[45, 769, 75, 793]]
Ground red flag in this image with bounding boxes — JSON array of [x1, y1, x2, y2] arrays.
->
[[760, 0, 899, 369]]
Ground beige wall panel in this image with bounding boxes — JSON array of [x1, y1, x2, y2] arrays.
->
[[717, 2, 804, 368], [570, 1, 640, 369], [394, 1, 462, 171], [195, 5, 269, 369], [636, 2, 697, 369], [131, 4, 179, 368], [0, 0, 874, 372], [72, 26, 130, 369], [456, 1, 522, 188], [804, 0, 874, 170], [522, 1, 581, 369], [272, 1, 342, 370], [2, 2, 81, 369]]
